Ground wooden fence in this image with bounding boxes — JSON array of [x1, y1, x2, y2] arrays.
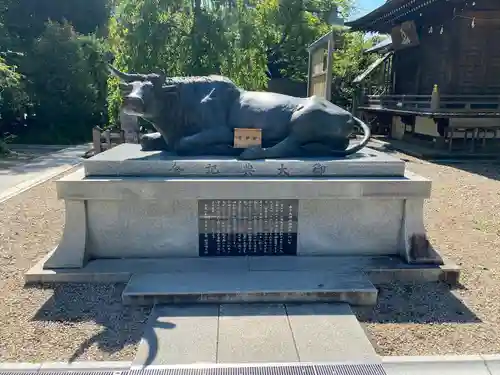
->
[[92, 126, 140, 155]]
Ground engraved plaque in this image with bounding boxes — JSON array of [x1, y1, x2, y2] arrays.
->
[[198, 199, 298, 256], [234, 128, 262, 148]]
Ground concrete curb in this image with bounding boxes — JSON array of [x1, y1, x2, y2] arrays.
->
[[7, 144, 81, 150], [39, 361, 132, 370], [0, 363, 41, 371], [0, 361, 132, 371], [0, 356, 499, 373], [382, 355, 500, 374]]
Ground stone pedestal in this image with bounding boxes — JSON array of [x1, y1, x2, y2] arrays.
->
[[42, 144, 441, 270]]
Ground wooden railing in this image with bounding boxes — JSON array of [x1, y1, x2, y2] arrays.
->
[[362, 94, 500, 113]]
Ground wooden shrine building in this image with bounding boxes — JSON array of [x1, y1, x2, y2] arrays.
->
[[346, 0, 500, 153]]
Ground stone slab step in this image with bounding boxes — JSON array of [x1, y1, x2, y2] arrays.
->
[[122, 270, 377, 306], [133, 303, 380, 366], [26, 254, 461, 286]]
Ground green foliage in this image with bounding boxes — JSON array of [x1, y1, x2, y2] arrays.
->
[[107, 0, 193, 123], [214, 0, 269, 90], [106, 0, 365, 123], [19, 22, 109, 144], [1, 0, 111, 144], [107, 0, 269, 124], [2, 0, 110, 47], [0, 56, 29, 125], [256, 0, 354, 81], [331, 31, 380, 107]]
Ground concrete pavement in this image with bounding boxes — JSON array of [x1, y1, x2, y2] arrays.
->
[[0, 144, 88, 203], [132, 304, 379, 366]]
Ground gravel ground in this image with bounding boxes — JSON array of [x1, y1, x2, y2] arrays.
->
[[354, 154, 500, 356], [0, 167, 151, 362], [0, 155, 499, 361]]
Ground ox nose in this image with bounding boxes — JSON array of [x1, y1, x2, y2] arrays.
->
[[123, 95, 145, 113]]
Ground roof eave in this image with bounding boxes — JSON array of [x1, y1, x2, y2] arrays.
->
[[347, 0, 448, 32], [346, 0, 409, 31]]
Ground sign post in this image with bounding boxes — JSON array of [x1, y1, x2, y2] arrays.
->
[[306, 31, 334, 101]]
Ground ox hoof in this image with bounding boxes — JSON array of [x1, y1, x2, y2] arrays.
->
[[239, 146, 265, 160], [140, 132, 168, 151]]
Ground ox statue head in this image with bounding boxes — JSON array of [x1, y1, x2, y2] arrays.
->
[[108, 65, 176, 119]]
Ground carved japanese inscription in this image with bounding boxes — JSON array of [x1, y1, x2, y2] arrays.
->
[[198, 199, 298, 256]]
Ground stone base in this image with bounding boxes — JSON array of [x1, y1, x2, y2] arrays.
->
[[84, 144, 405, 178], [25, 253, 460, 292], [41, 167, 440, 269]]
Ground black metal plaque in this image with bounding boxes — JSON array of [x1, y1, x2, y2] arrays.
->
[[198, 199, 298, 256]]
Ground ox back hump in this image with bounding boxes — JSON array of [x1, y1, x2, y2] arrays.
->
[[228, 91, 305, 140]]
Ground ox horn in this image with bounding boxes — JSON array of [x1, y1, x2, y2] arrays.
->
[[108, 64, 143, 83]]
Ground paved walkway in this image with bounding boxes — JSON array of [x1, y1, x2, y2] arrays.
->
[[0, 144, 88, 203], [133, 304, 378, 366]]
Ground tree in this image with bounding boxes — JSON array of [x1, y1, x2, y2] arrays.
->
[[18, 22, 109, 143], [331, 31, 381, 107], [255, 0, 354, 81], [0, 0, 111, 145], [2, 0, 110, 48], [107, 0, 269, 124], [0, 7, 29, 145], [0, 55, 29, 145]]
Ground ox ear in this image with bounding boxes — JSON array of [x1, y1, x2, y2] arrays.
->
[[147, 73, 166, 88], [119, 82, 133, 96], [108, 64, 144, 83]]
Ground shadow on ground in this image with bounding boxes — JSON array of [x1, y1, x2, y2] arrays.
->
[[432, 160, 500, 181], [369, 137, 500, 181], [31, 283, 151, 362], [352, 281, 481, 324], [367, 139, 400, 156]]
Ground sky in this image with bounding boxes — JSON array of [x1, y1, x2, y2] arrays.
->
[[349, 0, 385, 20]]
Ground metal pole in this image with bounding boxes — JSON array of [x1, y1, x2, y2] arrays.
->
[[307, 49, 312, 97]]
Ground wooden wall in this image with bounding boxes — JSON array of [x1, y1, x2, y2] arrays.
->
[[392, 0, 500, 95], [417, 18, 454, 95], [452, 9, 500, 94], [393, 44, 420, 94]]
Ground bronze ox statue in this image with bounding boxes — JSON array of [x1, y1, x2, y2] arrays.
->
[[109, 65, 371, 159]]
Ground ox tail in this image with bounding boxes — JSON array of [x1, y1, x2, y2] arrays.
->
[[331, 115, 371, 156]]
